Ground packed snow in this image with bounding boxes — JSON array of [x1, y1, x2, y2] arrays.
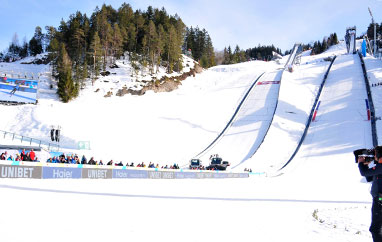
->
[[0, 40, 381, 242]]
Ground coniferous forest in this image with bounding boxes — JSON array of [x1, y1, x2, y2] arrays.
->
[[1, 3, 216, 102], [307, 33, 339, 55], [49, 4, 191, 102], [219, 45, 282, 65]]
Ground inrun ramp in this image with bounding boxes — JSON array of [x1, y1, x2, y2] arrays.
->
[[194, 44, 302, 169]]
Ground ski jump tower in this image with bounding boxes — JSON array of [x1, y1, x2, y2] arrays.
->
[[284, 43, 303, 72], [293, 43, 303, 65], [345, 27, 357, 54]]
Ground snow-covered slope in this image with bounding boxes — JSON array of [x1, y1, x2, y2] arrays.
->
[[243, 50, 334, 172], [196, 69, 283, 168], [1, 41, 381, 242], [0, 56, 278, 165]]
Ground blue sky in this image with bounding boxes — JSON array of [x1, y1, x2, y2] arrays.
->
[[1, 0, 382, 53]]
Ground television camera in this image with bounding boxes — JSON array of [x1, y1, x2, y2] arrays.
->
[[354, 146, 382, 163]]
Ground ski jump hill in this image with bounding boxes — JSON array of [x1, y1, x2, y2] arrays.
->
[[194, 44, 302, 169], [195, 41, 376, 174]]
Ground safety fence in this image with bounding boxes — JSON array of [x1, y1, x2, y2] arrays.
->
[[0, 130, 59, 152], [358, 52, 378, 147], [193, 72, 265, 158], [0, 162, 250, 179], [279, 56, 337, 170]]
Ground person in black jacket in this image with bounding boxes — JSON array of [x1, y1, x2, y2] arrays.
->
[[55, 129, 60, 142], [357, 146, 382, 242], [50, 129, 55, 142], [81, 155, 87, 165]]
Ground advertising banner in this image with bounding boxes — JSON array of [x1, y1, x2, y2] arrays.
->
[[227, 173, 241, 178], [82, 168, 112, 179], [113, 169, 148, 179], [0, 164, 42, 178], [175, 172, 197, 179], [213, 173, 228, 178], [148, 171, 175, 179], [43, 167, 82, 179], [197, 172, 214, 179], [240, 173, 250, 178], [0, 163, 250, 179]]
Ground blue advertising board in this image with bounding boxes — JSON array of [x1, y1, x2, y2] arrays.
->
[[43, 167, 82, 179], [175, 172, 197, 179]]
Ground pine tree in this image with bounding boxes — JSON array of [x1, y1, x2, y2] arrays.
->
[[57, 43, 78, 102], [97, 6, 113, 70], [205, 35, 215, 67], [332, 33, 339, 45], [257, 52, 262, 60], [48, 37, 60, 76], [147, 20, 157, 73], [8, 33, 21, 61], [166, 24, 177, 73], [81, 58, 88, 88], [112, 23, 123, 62], [155, 24, 165, 73], [135, 13, 145, 53], [239, 51, 246, 63], [227, 46, 233, 64], [89, 32, 102, 81], [126, 23, 137, 52], [29, 26, 44, 56], [322, 38, 328, 52], [71, 28, 85, 81], [223, 47, 229, 64], [317, 41, 323, 53], [118, 3, 134, 30], [233, 45, 241, 64], [20, 37, 29, 58]]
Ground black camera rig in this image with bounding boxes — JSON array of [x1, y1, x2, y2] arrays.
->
[[354, 146, 382, 163]]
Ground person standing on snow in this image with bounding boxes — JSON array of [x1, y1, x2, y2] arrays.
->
[[357, 146, 382, 242], [29, 149, 36, 161], [55, 129, 60, 142], [50, 129, 55, 141]]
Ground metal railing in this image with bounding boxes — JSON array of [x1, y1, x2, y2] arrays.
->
[[279, 56, 337, 171], [0, 129, 59, 152], [358, 52, 378, 147]]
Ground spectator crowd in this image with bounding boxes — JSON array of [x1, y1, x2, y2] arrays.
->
[[372, 82, 382, 87], [46, 153, 180, 170], [0, 149, 37, 162]]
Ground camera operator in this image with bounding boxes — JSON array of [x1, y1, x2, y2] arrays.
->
[[356, 146, 382, 241]]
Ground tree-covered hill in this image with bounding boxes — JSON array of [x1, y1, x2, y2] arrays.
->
[[1, 3, 215, 102]]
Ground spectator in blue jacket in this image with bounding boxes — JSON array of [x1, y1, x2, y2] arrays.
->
[[81, 155, 87, 164]]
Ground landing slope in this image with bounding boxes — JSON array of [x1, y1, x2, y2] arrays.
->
[[241, 52, 336, 171], [296, 54, 373, 161], [197, 70, 282, 167]]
